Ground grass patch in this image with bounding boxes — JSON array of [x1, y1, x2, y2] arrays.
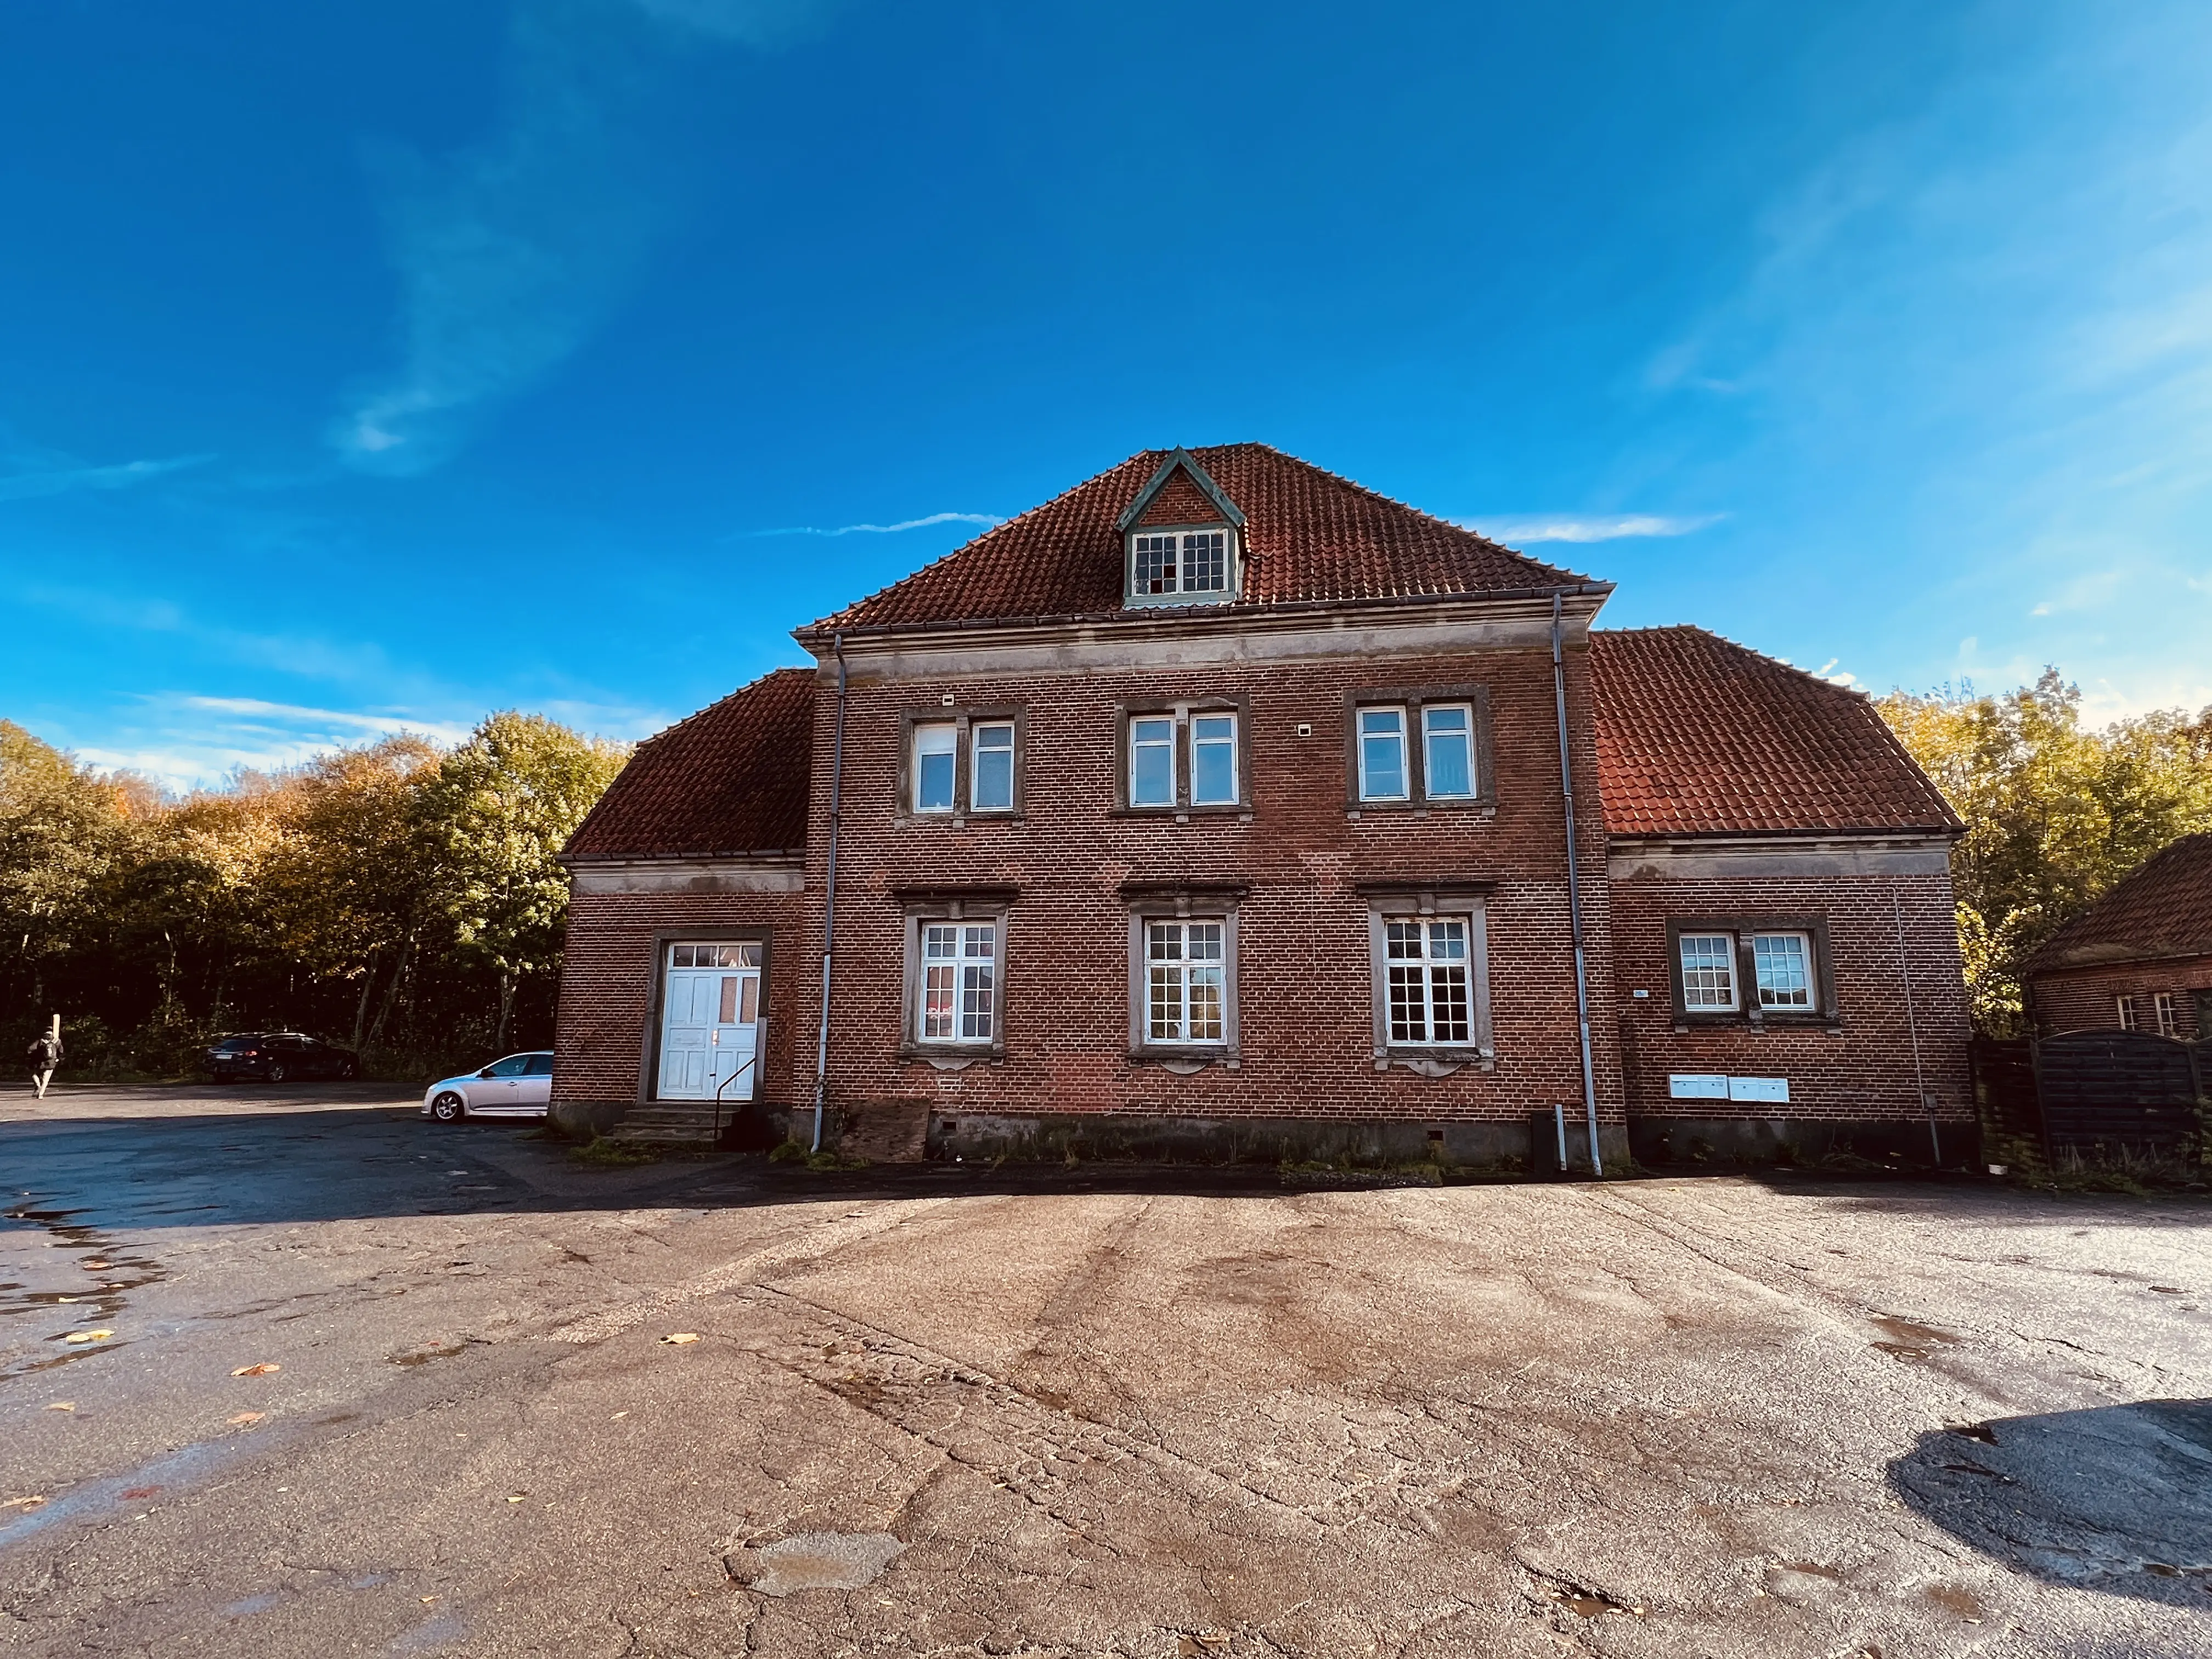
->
[[767, 1138, 870, 1171], [568, 1136, 661, 1168]]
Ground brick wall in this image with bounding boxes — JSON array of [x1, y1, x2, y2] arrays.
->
[[552, 888, 808, 1109], [2032, 955, 2212, 1039], [791, 644, 1625, 1125], [1609, 870, 1973, 1122]]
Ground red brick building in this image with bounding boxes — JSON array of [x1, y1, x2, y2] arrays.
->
[[2025, 832, 2212, 1041], [554, 445, 1973, 1167]]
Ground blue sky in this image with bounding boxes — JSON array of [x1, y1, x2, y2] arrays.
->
[[4, 1, 2209, 787]]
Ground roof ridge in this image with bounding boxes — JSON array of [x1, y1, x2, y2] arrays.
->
[[1198, 441, 1585, 586]]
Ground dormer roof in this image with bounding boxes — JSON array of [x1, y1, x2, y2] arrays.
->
[[1114, 448, 1246, 532], [798, 443, 1599, 640]]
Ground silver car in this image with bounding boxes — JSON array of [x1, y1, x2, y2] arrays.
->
[[421, 1052, 554, 1122]]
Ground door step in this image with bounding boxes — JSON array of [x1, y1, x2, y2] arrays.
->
[[611, 1104, 729, 1145]]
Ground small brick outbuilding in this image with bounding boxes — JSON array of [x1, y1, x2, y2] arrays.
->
[[554, 444, 1972, 1167], [2025, 832, 2212, 1041]]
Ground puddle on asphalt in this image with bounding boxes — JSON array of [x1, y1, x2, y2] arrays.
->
[[0, 1201, 165, 1376], [729, 1532, 904, 1597], [1870, 1315, 1962, 1362]]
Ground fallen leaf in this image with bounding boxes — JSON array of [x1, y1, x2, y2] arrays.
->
[[81, 1260, 111, 1270], [227, 1412, 264, 1426], [611, 1410, 629, 1419], [63, 1329, 114, 1344], [505, 1494, 527, 1503], [661, 1333, 701, 1345], [44, 1402, 75, 1413], [1, 1496, 47, 1510], [57, 1296, 82, 1304], [420, 1595, 439, 1604], [232, 1363, 280, 1377]]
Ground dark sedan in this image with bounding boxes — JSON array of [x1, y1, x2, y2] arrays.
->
[[205, 1032, 360, 1084]]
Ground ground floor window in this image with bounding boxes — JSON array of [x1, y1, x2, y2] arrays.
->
[[1364, 892, 1492, 1066], [1669, 919, 1832, 1023], [1147, 919, 1226, 1043], [2116, 994, 2139, 1031], [901, 899, 1012, 1059], [921, 922, 997, 1042]]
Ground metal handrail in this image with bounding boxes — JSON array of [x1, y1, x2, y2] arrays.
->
[[711, 1051, 759, 1145]]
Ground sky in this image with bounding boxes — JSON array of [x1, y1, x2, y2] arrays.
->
[[4, 0, 2210, 789]]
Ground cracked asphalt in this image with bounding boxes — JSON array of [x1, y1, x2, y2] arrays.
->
[[3, 1085, 2210, 1658]]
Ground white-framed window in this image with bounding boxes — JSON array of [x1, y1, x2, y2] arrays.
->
[[920, 921, 997, 1044], [1132, 529, 1231, 598], [1421, 703, 1476, 799], [2116, 994, 2139, 1031], [1385, 918, 1473, 1045], [2153, 992, 2178, 1037], [1189, 713, 1237, 806], [1678, 933, 1738, 1011], [1130, 715, 1177, 807], [1751, 932, 1814, 1010], [912, 722, 957, 814], [970, 721, 1015, 812], [1146, 919, 1226, 1044], [1357, 707, 1409, 802]]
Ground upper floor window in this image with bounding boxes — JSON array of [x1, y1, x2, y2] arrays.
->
[[1121, 704, 1245, 811], [902, 707, 1023, 819], [2116, 994, 2139, 1031], [1127, 528, 1235, 605], [913, 723, 957, 812], [2152, 991, 2178, 1037], [1346, 687, 1491, 809]]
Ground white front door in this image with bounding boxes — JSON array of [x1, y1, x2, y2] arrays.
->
[[658, 944, 762, 1102]]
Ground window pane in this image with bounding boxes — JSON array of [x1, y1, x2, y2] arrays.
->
[[738, 978, 758, 1024], [1752, 933, 1813, 1009], [1190, 714, 1236, 804], [718, 977, 738, 1024], [1181, 531, 1227, 592], [1388, 964, 1426, 1043], [1147, 921, 1181, 961], [923, 964, 955, 1037], [972, 723, 1014, 810], [914, 723, 956, 811], [1423, 704, 1474, 799], [1679, 934, 1736, 1010], [1149, 963, 1178, 1040], [1429, 965, 1470, 1044], [1131, 716, 1175, 806], [1358, 708, 1407, 800], [525, 1053, 555, 1075], [1188, 963, 1224, 1040], [1134, 534, 1177, 595]]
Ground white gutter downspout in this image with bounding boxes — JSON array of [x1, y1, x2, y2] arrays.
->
[[811, 633, 848, 1154], [1551, 592, 1604, 1177]]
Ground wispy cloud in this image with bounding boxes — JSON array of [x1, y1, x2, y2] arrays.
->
[[740, 511, 1005, 538], [332, 0, 838, 476], [1462, 513, 1723, 544], [0, 450, 212, 503]]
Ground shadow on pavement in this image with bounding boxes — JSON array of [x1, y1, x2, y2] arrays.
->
[[1891, 1399, 2212, 1608]]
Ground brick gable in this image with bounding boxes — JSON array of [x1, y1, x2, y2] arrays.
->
[[1136, 466, 1228, 528]]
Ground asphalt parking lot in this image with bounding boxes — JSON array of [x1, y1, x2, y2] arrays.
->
[[3, 1084, 2209, 1658]]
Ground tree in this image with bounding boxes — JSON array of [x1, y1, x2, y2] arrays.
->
[[1878, 672, 2212, 1031], [415, 712, 629, 1049], [0, 722, 142, 1016]]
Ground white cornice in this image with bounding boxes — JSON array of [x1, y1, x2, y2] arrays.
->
[[1609, 833, 1955, 881], [803, 591, 1610, 682]]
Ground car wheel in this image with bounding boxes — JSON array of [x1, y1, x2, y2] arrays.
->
[[267, 1063, 287, 1084], [431, 1092, 466, 1122]]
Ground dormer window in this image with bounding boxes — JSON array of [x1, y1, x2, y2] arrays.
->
[[1115, 448, 1248, 610], [1132, 529, 1230, 598]]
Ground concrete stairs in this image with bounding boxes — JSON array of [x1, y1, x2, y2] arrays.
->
[[609, 1102, 729, 1146]]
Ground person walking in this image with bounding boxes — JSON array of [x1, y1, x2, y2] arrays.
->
[[26, 1024, 63, 1099]]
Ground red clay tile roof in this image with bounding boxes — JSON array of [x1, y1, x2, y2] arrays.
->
[[1592, 627, 1961, 837], [563, 668, 814, 860], [2027, 832, 2212, 970], [800, 444, 1596, 636]]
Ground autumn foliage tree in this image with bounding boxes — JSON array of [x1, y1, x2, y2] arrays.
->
[[1878, 671, 2212, 1032], [0, 713, 628, 1078]]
